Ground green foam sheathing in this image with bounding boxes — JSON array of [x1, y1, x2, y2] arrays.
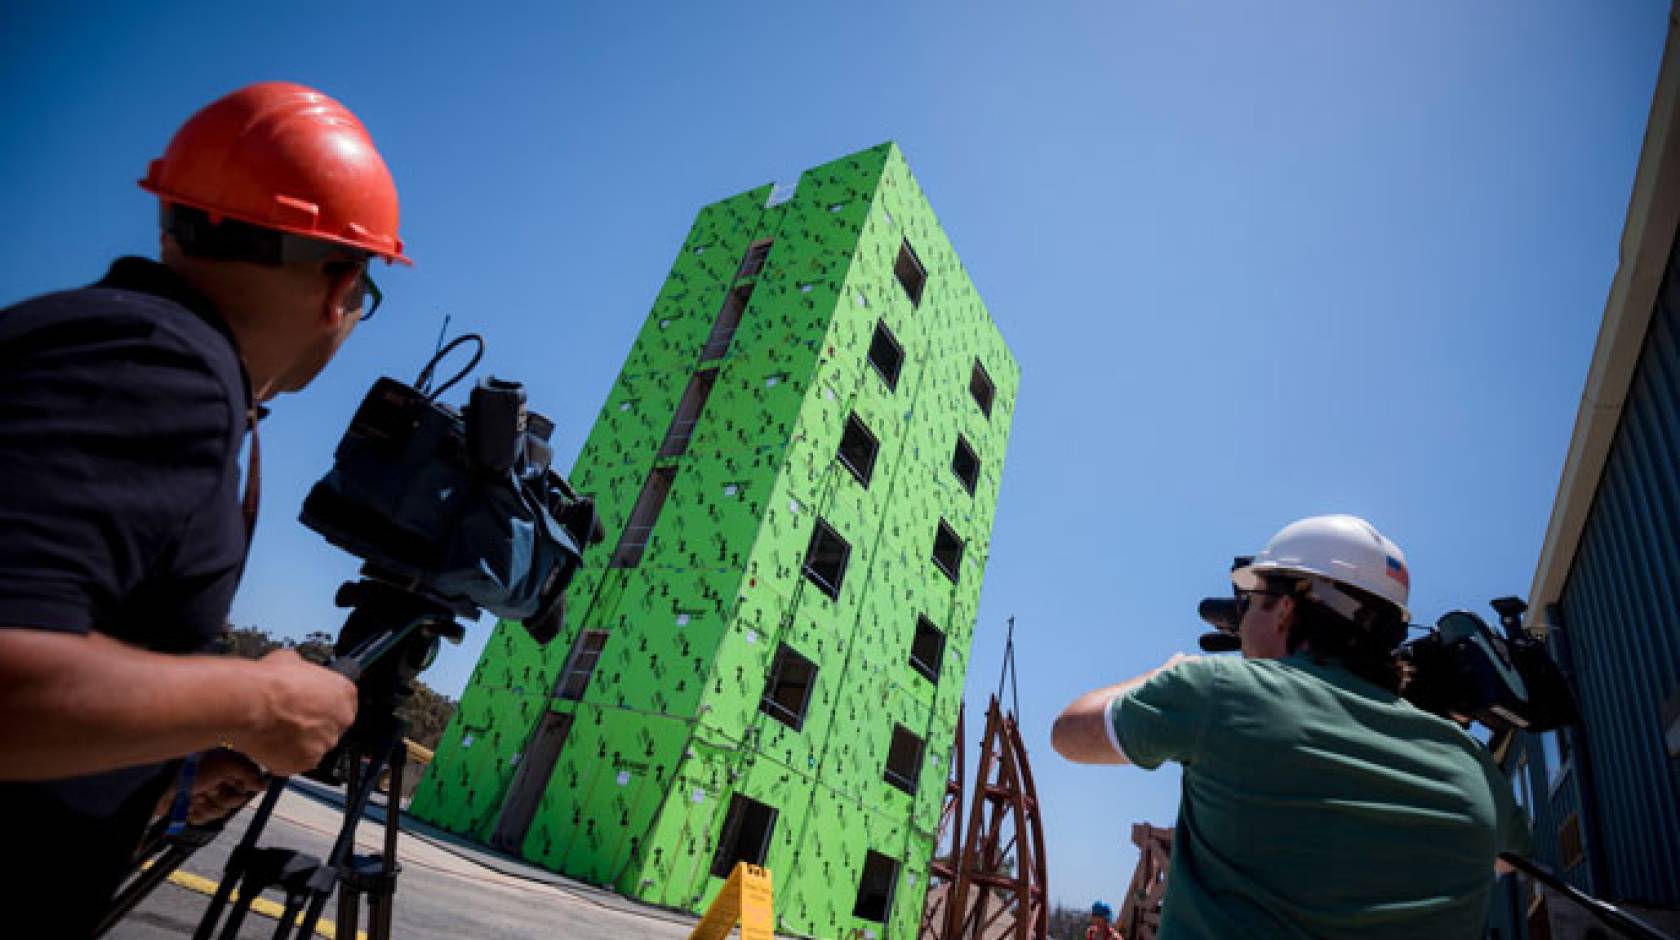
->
[[411, 143, 1018, 939]]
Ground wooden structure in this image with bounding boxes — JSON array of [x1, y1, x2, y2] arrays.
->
[[919, 620, 1049, 940], [1117, 824, 1173, 940]]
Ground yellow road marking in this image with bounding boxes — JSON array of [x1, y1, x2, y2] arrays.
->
[[149, 865, 367, 940]]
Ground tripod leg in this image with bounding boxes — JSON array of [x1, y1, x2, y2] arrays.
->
[[337, 885, 362, 940], [364, 748, 407, 940], [335, 757, 364, 940], [271, 890, 310, 940], [295, 731, 397, 940], [217, 869, 263, 940], [196, 779, 287, 940], [95, 842, 194, 936], [368, 895, 393, 940]]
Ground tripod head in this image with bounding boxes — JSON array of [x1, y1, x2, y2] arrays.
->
[[304, 577, 466, 787]]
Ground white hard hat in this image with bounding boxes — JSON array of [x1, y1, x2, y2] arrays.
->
[[1232, 514, 1411, 622]]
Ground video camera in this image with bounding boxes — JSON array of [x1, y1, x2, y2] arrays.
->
[[300, 335, 605, 644], [1197, 557, 1578, 733]]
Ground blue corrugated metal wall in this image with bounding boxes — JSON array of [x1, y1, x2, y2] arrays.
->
[[1491, 731, 1594, 938], [1552, 229, 1680, 906], [1506, 732, 1589, 880]]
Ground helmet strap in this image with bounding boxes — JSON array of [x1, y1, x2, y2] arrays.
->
[[1302, 577, 1366, 621], [162, 204, 366, 266]]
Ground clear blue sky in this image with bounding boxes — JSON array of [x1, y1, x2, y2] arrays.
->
[[2, 0, 1667, 913]]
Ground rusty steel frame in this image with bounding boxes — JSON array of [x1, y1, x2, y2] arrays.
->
[[920, 706, 965, 937], [920, 695, 1048, 940]]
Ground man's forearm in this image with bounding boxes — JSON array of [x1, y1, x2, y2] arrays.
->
[[1051, 653, 1200, 765], [0, 630, 272, 780], [1051, 672, 1157, 764]]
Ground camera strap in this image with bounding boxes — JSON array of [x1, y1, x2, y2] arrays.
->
[[164, 752, 200, 836], [242, 405, 264, 547]]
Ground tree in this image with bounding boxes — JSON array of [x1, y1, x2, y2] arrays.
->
[[291, 631, 335, 666], [396, 681, 456, 751], [224, 625, 283, 659], [1049, 904, 1092, 940]]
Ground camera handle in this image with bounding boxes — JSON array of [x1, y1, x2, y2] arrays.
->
[[1499, 852, 1676, 940]]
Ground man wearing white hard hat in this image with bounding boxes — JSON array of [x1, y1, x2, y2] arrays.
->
[[1052, 515, 1530, 939]]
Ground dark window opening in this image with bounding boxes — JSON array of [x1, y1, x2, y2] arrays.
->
[[760, 644, 818, 730], [837, 414, 880, 487], [883, 725, 925, 794], [710, 794, 779, 878], [802, 519, 851, 599], [610, 467, 676, 567], [894, 240, 927, 307], [659, 369, 718, 457], [868, 321, 904, 391], [951, 436, 979, 495], [737, 239, 773, 279], [556, 631, 609, 700], [702, 284, 753, 360], [909, 616, 945, 684], [852, 851, 900, 923], [969, 360, 995, 417], [932, 520, 963, 584]]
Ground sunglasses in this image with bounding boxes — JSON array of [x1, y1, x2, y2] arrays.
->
[[1235, 589, 1286, 618], [359, 267, 383, 321], [328, 259, 384, 322]]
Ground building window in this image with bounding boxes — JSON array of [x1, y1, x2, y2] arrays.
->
[[737, 239, 773, 279], [894, 240, 926, 307], [1541, 730, 1570, 786], [883, 724, 924, 795], [932, 520, 964, 584], [803, 519, 851, 599], [1510, 755, 1534, 825], [837, 414, 880, 487], [710, 794, 779, 878], [951, 435, 979, 495], [909, 616, 945, 684], [659, 369, 718, 457], [969, 360, 995, 417], [702, 284, 753, 361], [852, 850, 900, 923], [610, 467, 676, 567], [868, 321, 903, 391], [555, 630, 609, 700], [760, 644, 818, 730]]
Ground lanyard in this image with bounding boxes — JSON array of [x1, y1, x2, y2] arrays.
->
[[242, 406, 262, 546]]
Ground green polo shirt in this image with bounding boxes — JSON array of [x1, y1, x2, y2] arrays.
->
[[1109, 653, 1531, 939]]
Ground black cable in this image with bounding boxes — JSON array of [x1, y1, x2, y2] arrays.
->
[[1498, 853, 1675, 940], [413, 334, 484, 401]]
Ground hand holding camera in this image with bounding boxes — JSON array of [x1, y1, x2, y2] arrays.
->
[[227, 649, 359, 776]]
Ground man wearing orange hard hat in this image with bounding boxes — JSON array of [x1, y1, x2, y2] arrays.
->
[[0, 82, 406, 933]]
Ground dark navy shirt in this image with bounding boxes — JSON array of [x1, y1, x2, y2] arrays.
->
[[0, 257, 252, 934]]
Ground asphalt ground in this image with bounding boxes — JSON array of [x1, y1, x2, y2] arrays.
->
[[107, 780, 712, 940]]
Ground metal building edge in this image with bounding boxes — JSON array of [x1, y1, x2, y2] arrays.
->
[[1500, 5, 1680, 934], [409, 142, 1020, 940]]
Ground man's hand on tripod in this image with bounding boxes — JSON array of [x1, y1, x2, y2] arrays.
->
[[228, 650, 359, 776], [152, 747, 267, 824], [190, 748, 265, 822]]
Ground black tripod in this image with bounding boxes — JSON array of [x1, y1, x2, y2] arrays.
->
[[102, 578, 464, 940]]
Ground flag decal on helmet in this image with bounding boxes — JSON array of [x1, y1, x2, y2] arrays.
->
[[1385, 555, 1409, 588]]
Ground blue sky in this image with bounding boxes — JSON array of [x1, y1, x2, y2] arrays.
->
[[2, 0, 1667, 913]]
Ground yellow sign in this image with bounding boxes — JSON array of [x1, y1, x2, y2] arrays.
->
[[688, 862, 774, 940]]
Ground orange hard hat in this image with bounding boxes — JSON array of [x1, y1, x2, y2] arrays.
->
[[141, 81, 409, 264]]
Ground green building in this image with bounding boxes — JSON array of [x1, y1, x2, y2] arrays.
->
[[410, 142, 1018, 939]]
